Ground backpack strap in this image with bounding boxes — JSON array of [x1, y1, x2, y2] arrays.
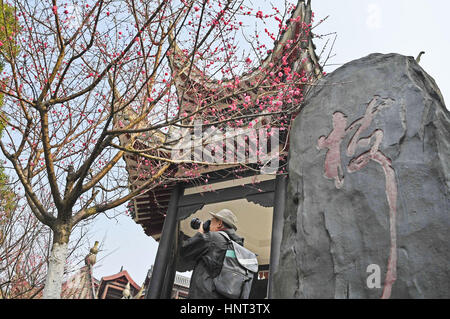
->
[[217, 231, 232, 242], [217, 231, 237, 258]]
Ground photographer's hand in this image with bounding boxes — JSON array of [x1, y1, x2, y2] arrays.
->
[[198, 222, 204, 234]]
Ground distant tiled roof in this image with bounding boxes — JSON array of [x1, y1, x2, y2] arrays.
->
[[146, 265, 191, 289], [61, 265, 97, 299], [173, 273, 191, 288], [97, 270, 142, 299]]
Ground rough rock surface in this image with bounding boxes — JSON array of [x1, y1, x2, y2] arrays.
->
[[273, 53, 450, 298]]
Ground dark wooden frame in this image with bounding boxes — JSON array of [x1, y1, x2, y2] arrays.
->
[[146, 174, 287, 299]]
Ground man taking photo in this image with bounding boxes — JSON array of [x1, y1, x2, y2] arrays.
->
[[179, 208, 246, 299]]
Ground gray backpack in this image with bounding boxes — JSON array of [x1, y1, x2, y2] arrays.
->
[[213, 231, 258, 299]]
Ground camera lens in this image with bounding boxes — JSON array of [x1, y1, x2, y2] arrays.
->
[[190, 217, 201, 230], [202, 219, 211, 233], [190, 218, 211, 232]]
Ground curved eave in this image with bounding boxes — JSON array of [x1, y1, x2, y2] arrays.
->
[[167, 0, 322, 116]]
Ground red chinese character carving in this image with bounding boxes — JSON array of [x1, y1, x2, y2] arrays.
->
[[317, 111, 348, 189], [317, 96, 397, 298]]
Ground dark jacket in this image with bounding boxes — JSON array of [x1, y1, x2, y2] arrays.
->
[[180, 228, 244, 299]]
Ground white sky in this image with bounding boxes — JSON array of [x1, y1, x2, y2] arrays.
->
[[313, 0, 450, 107], [91, 0, 450, 285]]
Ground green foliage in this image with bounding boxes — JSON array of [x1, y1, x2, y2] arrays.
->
[[0, 166, 15, 216], [0, 1, 20, 112], [0, 1, 20, 60], [0, 2, 18, 217]]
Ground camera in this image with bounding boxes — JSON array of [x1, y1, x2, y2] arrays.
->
[[190, 218, 211, 232]]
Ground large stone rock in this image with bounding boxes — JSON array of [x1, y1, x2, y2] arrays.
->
[[274, 53, 450, 298]]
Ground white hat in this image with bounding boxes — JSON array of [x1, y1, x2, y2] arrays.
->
[[209, 208, 238, 230]]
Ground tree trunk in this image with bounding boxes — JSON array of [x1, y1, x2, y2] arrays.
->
[[42, 227, 70, 299]]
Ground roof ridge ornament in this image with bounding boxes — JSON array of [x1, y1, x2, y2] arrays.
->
[[85, 241, 99, 266]]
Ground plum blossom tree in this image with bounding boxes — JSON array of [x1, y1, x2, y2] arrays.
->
[[0, 0, 324, 298]]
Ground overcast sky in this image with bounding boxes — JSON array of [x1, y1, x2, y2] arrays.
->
[[91, 0, 450, 285], [313, 0, 450, 106]]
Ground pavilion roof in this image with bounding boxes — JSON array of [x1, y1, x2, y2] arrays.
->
[[125, 0, 322, 239]]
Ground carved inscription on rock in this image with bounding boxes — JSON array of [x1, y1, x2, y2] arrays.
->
[[317, 96, 397, 299]]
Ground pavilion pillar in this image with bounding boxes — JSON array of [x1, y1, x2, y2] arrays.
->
[[146, 184, 183, 299], [267, 174, 287, 298], [160, 221, 180, 299]]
